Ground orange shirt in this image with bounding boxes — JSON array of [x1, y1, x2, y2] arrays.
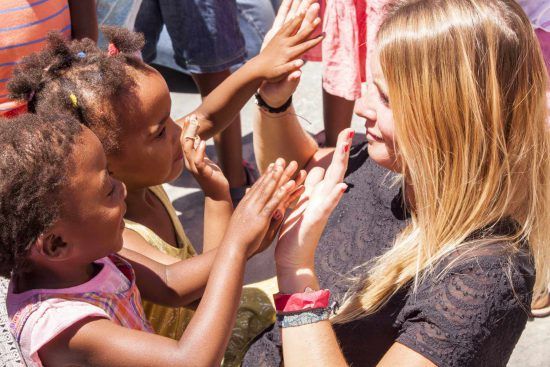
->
[[0, 0, 71, 116]]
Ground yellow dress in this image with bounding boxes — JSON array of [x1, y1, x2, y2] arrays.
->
[[124, 185, 275, 366]]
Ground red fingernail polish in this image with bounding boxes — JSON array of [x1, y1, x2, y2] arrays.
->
[[348, 131, 355, 139], [344, 144, 350, 153]]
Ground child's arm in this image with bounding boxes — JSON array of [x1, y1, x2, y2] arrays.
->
[[176, 0, 322, 140], [181, 120, 234, 251], [119, 160, 301, 307], [38, 161, 297, 366], [68, 0, 98, 42]]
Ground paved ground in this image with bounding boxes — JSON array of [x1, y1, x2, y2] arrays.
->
[[155, 49, 549, 365]]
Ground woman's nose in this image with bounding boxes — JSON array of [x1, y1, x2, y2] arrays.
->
[[354, 95, 377, 121]]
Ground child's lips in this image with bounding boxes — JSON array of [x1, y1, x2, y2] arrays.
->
[[174, 149, 184, 162]]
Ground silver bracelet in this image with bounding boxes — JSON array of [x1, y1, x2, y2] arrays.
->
[[277, 307, 331, 328]]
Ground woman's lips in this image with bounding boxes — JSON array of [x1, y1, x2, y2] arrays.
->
[[366, 129, 384, 143]]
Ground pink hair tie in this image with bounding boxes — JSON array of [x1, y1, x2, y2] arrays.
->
[[107, 43, 119, 56]]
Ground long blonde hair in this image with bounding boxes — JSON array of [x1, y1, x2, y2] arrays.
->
[[334, 0, 550, 323]]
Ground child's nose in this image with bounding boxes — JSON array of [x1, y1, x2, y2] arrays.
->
[[120, 181, 127, 200]]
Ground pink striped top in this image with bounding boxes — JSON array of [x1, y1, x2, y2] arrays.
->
[[7, 254, 153, 367]]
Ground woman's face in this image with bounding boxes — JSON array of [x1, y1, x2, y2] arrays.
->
[[355, 51, 400, 172], [108, 67, 184, 191]]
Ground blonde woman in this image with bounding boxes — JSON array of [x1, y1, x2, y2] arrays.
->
[[244, 0, 550, 366]]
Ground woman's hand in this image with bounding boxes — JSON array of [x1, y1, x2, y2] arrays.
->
[[251, 0, 322, 83], [223, 158, 304, 258], [275, 129, 354, 292], [258, 0, 322, 107], [182, 115, 229, 200]]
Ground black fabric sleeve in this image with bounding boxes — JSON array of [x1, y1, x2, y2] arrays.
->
[[395, 252, 534, 367]]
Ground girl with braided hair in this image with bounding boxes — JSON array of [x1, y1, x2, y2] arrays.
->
[[0, 112, 302, 367], [7, 2, 322, 364]]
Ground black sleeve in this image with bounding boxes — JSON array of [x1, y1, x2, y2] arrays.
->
[[395, 253, 534, 367]]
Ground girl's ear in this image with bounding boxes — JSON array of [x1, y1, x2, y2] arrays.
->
[[34, 233, 71, 261]]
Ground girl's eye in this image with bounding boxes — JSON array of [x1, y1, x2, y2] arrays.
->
[[156, 127, 166, 138], [108, 183, 116, 197]]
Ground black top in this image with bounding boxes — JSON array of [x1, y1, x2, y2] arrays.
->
[[243, 143, 535, 367]]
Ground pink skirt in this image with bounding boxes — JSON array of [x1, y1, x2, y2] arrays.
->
[[304, 0, 390, 101]]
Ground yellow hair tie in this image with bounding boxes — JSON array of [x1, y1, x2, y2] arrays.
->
[[69, 93, 78, 108]]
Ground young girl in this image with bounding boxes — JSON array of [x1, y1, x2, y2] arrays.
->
[[0, 112, 300, 366], [7, 5, 319, 364], [246, 0, 550, 365]]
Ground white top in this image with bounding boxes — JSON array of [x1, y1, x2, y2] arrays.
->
[[517, 0, 550, 31]]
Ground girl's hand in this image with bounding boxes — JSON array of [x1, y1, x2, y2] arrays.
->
[[254, 163, 307, 256], [223, 158, 302, 258], [182, 115, 229, 199], [258, 0, 321, 107], [252, 0, 322, 83], [275, 129, 354, 272]]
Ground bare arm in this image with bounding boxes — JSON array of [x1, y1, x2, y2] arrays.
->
[[252, 0, 335, 173], [39, 161, 297, 367], [253, 106, 319, 173], [68, 0, 98, 42], [203, 196, 233, 252], [39, 244, 248, 367], [119, 246, 215, 307], [176, 2, 322, 140]]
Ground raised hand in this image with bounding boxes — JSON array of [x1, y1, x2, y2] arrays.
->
[[275, 129, 354, 272], [223, 158, 304, 258], [259, 0, 321, 107], [181, 115, 229, 199], [253, 0, 322, 83], [254, 161, 307, 256]]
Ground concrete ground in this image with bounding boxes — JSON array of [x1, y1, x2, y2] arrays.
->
[[156, 49, 549, 366]]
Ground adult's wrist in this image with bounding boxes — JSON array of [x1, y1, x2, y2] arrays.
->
[[257, 89, 293, 110], [276, 265, 319, 294]]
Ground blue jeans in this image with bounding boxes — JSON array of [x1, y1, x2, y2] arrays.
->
[[135, 0, 246, 73], [96, 0, 143, 48], [237, 0, 275, 60]]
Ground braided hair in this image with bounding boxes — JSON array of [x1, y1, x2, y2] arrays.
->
[[8, 27, 146, 154]]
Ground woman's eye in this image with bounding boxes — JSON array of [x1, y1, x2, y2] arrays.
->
[[379, 92, 389, 106]]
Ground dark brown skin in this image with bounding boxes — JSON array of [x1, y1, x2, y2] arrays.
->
[[107, 6, 321, 281], [24, 126, 299, 366], [68, 0, 98, 42]]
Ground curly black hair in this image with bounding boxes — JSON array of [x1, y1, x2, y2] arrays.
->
[[0, 113, 82, 277], [8, 26, 147, 154]]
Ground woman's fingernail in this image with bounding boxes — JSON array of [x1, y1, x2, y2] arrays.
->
[[344, 144, 350, 153], [348, 131, 355, 139], [273, 210, 282, 220]]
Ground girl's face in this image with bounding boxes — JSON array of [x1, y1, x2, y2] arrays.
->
[[108, 67, 184, 191], [49, 128, 127, 263], [355, 51, 400, 172]]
